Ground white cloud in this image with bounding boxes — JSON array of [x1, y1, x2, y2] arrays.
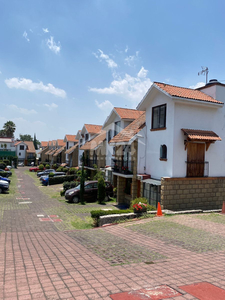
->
[[46, 36, 61, 54], [124, 51, 139, 67], [44, 103, 58, 111], [94, 49, 117, 69], [23, 31, 30, 42], [43, 28, 49, 33], [5, 77, 66, 98], [90, 67, 152, 106], [8, 104, 37, 115], [125, 45, 129, 53], [189, 82, 205, 89], [95, 100, 114, 115]]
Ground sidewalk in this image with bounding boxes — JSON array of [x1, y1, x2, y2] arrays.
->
[[0, 168, 225, 299]]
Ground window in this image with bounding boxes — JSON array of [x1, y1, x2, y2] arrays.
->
[[20, 145, 24, 150], [108, 130, 112, 142], [85, 133, 89, 141], [160, 144, 167, 160], [67, 142, 69, 149], [152, 104, 166, 129], [80, 138, 83, 145], [19, 152, 21, 156], [114, 121, 121, 136]]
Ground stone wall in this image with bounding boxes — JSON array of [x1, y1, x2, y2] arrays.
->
[[161, 177, 225, 211]]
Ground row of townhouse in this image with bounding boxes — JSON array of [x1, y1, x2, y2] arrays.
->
[[0, 138, 36, 164], [41, 79, 225, 211]]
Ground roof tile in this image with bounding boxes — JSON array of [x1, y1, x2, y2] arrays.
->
[[114, 107, 145, 119], [84, 124, 102, 134], [155, 82, 223, 104], [80, 131, 106, 150]]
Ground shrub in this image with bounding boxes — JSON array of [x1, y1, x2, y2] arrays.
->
[[63, 167, 68, 173], [56, 167, 63, 172], [97, 177, 106, 204], [91, 209, 133, 227], [49, 175, 76, 185], [63, 181, 78, 191], [0, 161, 6, 169], [49, 172, 55, 178], [45, 164, 50, 169], [130, 197, 156, 211], [3, 159, 10, 166], [39, 164, 44, 171], [53, 163, 57, 170], [113, 187, 117, 197], [69, 167, 77, 175], [0, 171, 9, 178]]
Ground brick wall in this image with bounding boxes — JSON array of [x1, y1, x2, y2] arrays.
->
[[161, 177, 225, 211]]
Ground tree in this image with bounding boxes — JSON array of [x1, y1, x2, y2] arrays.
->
[[0, 130, 6, 137], [3, 121, 16, 138], [97, 177, 106, 204], [19, 134, 33, 141], [33, 133, 40, 150]]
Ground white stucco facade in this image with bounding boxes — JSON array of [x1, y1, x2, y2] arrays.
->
[[137, 82, 225, 180]]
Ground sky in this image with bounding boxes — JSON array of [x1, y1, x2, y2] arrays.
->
[[1, 0, 225, 142]]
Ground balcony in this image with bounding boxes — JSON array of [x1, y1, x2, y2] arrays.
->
[[111, 159, 133, 175], [186, 161, 209, 177]]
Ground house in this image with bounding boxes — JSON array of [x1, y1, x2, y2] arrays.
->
[[0, 138, 16, 160], [80, 130, 106, 178], [52, 139, 66, 164], [109, 112, 147, 204], [131, 80, 225, 210], [38, 141, 49, 163], [78, 124, 102, 166], [14, 141, 36, 165], [64, 135, 78, 167]]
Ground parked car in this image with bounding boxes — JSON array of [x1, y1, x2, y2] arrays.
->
[[0, 180, 9, 193], [37, 169, 56, 177], [6, 165, 12, 170], [29, 167, 40, 172], [18, 162, 24, 167], [65, 180, 113, 203], [40, 172, 66, 186], [0, 176, 11, 184], [0, 169, 12, 176]]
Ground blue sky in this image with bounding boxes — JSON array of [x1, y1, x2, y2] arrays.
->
[[1, 0, 225, 142]]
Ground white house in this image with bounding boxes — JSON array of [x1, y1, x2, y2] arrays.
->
[[64, 135, 78, 165], [14, 141, 36, 165], [134, 80, 225, 210]]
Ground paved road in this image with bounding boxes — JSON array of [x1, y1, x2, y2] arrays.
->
[[0, 168, 225, 299]]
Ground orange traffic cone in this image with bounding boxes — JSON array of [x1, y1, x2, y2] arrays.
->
[[156, 202, 163, 217], [222, 201, 225, 214]]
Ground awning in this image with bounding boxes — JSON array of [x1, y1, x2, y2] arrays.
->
[[142, 178, 161, 186], [181, 129, 221, 141]]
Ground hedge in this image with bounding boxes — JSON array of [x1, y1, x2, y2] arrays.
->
[[0, 171, 9, 178], [48, 175, 76, 185]]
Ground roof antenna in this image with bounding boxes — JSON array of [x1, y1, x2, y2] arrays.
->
[[198, 66, 209, 84]]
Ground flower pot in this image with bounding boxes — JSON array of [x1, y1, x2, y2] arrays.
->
[[134, 207, 147, 214]]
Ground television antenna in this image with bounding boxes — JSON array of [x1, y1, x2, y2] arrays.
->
[[198, 66, 209, 84]]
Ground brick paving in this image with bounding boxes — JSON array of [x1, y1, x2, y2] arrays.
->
[[0, 168, 225, 299]]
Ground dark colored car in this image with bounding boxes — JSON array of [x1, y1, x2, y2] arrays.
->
[[40, 172, 66, 186], [37, 169, 56, 177], [65, 180, 113, 203], [0, 169, 12, 177], [0, 176, 11, 184]]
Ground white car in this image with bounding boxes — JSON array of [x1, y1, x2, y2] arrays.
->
[[0, 180, 9, 193], [6, 165, 12, 170]]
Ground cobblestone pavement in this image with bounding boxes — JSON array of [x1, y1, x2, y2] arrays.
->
[[1, 168, 225, 299]]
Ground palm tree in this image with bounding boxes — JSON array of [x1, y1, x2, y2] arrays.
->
[[3, 121, 16, 138]]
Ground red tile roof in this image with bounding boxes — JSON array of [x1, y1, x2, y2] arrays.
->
[[14, 141, 36, 153], [110, 112, 146, 144], [65, 143, 78, 154], [181, 129, 222, 141], [65, 135, 78, 142], [41, 141, 48, 147], [154, 82, 223, 104], [53, 146, 66, 157], [84, 124, 102, 134], [57, 139, 66, 147], [114, 107, 144, 119], [80, 131, 106, 150]]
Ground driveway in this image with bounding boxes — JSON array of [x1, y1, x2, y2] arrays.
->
[[0, 167, 225, 299]]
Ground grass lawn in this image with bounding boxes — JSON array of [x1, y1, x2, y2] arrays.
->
[[25, 170, 118, 230], [0, 169, 19, 199]]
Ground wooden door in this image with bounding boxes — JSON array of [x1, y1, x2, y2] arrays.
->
[[187, 143, 205, 177]]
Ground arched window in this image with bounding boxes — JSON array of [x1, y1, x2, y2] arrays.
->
[[160, 145, 167, 160]]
